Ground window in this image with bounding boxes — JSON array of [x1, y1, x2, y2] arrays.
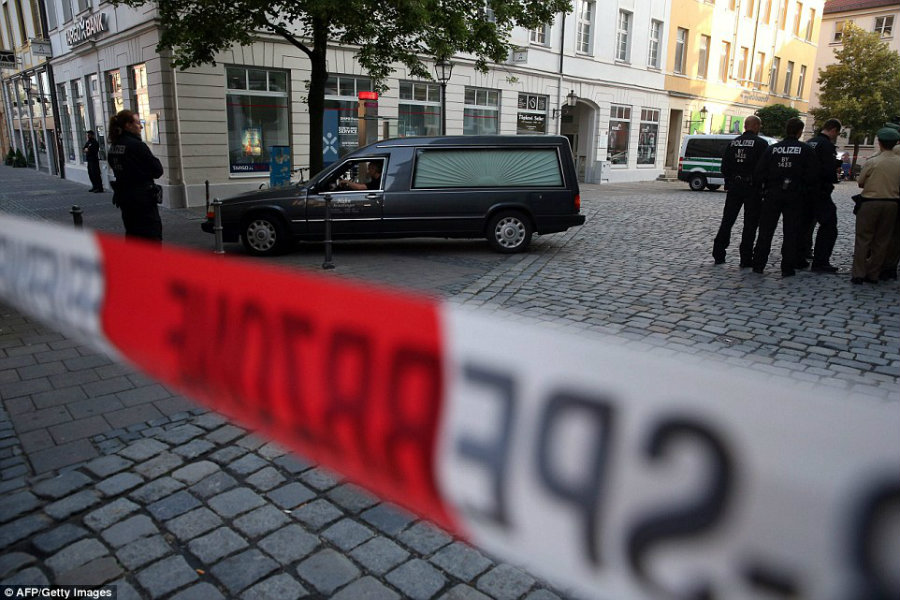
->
[[793, 2, 803, 36], [130, 64, 152, 143], [783, 60, 794, 95], [769, 56, 780, 89], [106, 70, 124, 119], [323, 74, 374, 162], [833, 20, 847, 42], [648, 20, 662, 68], [482, 1, 496, 23], [779, 0, 788, 30], [57, 83, 74, 162], [464, 87, 500, 135], [87, 74, 105, 160], [616, 10, 632, 62], [413, 148, 562, 189], [225, 66, 290, 174], [674, 28, 688, 74], [753, 52, 765, 89], [399, 82, 441, 137], [608, 104, 631, 165], [797, 64, 806, 97], [806, 8, 815, 40], [517, 93, 548, 134], [637, 109, 659, 166], [728, 0, 736, 9], [875, 16, 894, 37], [41, 0, 55, 31], [60, 0, 72, 23], [738, 46, 749, 83], [763, 0, 772, 23], [698, 35, 710, 78], [76, 0, 88, 12], [745, 0, 755, 18], [719, 41, 731, 82], [576, 1, 594, 54], [72, 79, 87, 161], [530, 24, 550, 45]]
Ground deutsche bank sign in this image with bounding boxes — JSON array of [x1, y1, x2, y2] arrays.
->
[[66, 13, 108, 47]]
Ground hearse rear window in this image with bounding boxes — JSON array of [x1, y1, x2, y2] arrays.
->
[[412, 148, 563, 188]]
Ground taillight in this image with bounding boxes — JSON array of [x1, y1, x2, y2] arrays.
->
[[206, 209, 215, 219], [575, 194, 581, 212]]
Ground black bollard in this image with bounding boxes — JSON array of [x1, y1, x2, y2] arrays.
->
[[212, 198, 225, 255], [205, 180, 210, 214], [70, 205, 83, 228], [322, 193, 335, 270]]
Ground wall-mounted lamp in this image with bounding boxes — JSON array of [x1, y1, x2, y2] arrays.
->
[[685, 105, 709, 128], [553, 90, 578, 118]]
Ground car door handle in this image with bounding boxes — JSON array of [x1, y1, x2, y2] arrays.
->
[[366, 193, 382, 205]]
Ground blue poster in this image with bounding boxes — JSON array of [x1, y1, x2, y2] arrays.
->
[[323, 109, 340, 166], [269, 145, 291, 188]]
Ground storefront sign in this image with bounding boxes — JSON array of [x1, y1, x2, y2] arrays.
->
[[66, 13, 108, 47], [29, 39, 52, 57], [0, 50, 16, 69], [740, 90, 770, 104], [517, 113, 546, 134]]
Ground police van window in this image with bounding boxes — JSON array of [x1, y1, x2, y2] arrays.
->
[[687, 138, 731, 158]]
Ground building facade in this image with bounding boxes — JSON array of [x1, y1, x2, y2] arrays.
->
[[663, 0, 824, 169], [810, 0, 900, 159]]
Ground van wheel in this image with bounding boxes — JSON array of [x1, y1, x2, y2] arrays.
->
[[242, 213, 289, 256], [689, 174, 707, 191], [706, 184, 721, 191], [487, 211, 533, 253]]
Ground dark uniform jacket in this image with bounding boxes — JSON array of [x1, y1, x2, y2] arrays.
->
[[107, 131, 163, 207], [82, 138, 100, 162], [805, 133, 840, 194], [754, 137, 817, 196], [721, 131, 769, 187]]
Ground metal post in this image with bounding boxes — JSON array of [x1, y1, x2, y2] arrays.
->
[[322, 193, 334, 270], [70, 205, 83, 228], [440, 81, 447, 136], [212, 198, 224, 255], [205, 180, 210, 213]]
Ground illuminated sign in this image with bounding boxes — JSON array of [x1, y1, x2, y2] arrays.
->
[[66, 13, 108, 47]]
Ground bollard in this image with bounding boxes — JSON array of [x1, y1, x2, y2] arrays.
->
[[70, 205, 83, 228], [212, 198, 225, 255], [205, 180, 210, 214], [322, 193, 335, 270]]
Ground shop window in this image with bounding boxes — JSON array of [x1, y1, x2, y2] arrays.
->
[[106, 70, 124, 118], [399, 81, 441, 137], [323, 74, 374, 164], [57, 82, 74, 162], [608, 105, 631, 165], [72, 79, 87, 162], [464, 87, 500, 135], [226, 66, 291, 174], [637, 108, 659, 166], [88, 74, 105, 159], [130, 64, 152, 143], [517, 93, 548, 134]]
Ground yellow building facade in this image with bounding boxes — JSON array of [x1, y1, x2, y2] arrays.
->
[[662, 0, 824, 169]]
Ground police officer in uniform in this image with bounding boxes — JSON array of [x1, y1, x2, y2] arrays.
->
[[107, 110, 164, 241], [712, 115, 769, 267], [752, 118, 817, 277], [82, 130, 104, 193], [799, 118, 842, 272]]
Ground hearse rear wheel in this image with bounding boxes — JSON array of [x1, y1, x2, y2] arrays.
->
[[487, 211, 533, 253]]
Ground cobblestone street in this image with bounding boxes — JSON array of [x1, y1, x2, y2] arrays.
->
[[1, 165, 897, 599]]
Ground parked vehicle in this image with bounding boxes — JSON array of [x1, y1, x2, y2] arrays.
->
[[202, 135, 585, 255], [677, 133, 777, 191]]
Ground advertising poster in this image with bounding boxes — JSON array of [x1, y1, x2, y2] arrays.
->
[[242, 128, 262, 156]]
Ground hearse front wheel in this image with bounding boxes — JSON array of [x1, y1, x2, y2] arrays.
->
[[487, 211, 533, 253]]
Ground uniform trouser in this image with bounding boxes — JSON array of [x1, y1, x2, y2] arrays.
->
[[881, 208, 900, 277], [87, 160, 103, 191], [753, 190, 801, 273], [798, 190, 837, 266], [712, 186, 761, 264], [852, 200, 898, 280], [121, 203, 162, 242]]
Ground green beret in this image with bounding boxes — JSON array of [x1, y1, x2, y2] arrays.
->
[[883, 121, 900, 132], [876, 127, 900, 142]]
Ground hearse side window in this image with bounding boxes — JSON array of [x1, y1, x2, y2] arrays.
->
[[412, 149, 563, 188], [686, 138, 732, 158]]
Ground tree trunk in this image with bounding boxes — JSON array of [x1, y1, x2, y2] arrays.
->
[[307, 18, 329, 176], [851, 140, 860, 180]]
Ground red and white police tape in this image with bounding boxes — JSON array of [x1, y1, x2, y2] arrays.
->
[[1, 213, 897, 599]]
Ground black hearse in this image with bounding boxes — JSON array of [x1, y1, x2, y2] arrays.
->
[[202, 135, 585, 255]]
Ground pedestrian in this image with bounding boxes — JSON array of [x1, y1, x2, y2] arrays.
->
[[107, 110, 164, 242], [878, 121, 900, 281], [712, 115, 769, 267], [798, 118, 842, 273], [752, 117, 817, 277], [82, 130, 104, 193], [850, 126, 900, 284]]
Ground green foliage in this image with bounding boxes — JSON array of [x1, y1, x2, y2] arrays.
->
[[811, 23, 900, 145], [109, 0, 571, 172], [4, 147, 14, 166], [13, 149, 26, 167], [754, 104, 800, 137]]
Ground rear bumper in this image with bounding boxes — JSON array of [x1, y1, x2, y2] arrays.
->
[[536, 214, 586, 235]]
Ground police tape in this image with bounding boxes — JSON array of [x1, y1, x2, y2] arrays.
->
[[0, 213, 897, 600]]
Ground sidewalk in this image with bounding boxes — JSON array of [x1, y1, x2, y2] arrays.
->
[[0, 168, 571, 598]]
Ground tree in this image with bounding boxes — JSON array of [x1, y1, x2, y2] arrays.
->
[[109, 0, 571, 174], [810, 22, 900, 168], [755, 104, 800, 138]]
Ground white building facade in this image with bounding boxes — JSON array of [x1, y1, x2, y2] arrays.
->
[[33, 1, 671, 208]]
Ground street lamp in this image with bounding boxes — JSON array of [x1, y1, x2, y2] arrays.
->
[[434, 58, 454, 135], [685, 105, 709, 130], [553, 89, 578, 119]]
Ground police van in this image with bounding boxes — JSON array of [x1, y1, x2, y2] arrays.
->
[[678, 133, 777, 191]]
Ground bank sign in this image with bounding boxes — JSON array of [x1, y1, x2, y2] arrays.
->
[[66, 13, 108, 47]]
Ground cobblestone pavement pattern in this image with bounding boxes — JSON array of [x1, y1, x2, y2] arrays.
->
[[1, 165, 897, 599]]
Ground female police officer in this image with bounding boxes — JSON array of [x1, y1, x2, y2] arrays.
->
[[107, 110, 164, 241]]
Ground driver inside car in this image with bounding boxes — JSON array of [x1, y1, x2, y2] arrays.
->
[[335, 161, 383, 191]]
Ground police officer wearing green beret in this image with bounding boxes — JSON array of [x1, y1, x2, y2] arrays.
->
[[851, 126, 900, 283]]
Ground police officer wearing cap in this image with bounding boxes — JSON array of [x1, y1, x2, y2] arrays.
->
[[752, 117, 817, 277], [712, 115, 769, 267], [879, 119, 900, 280], [799, 118, 842, 273], [851, 126, 900, 283]]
